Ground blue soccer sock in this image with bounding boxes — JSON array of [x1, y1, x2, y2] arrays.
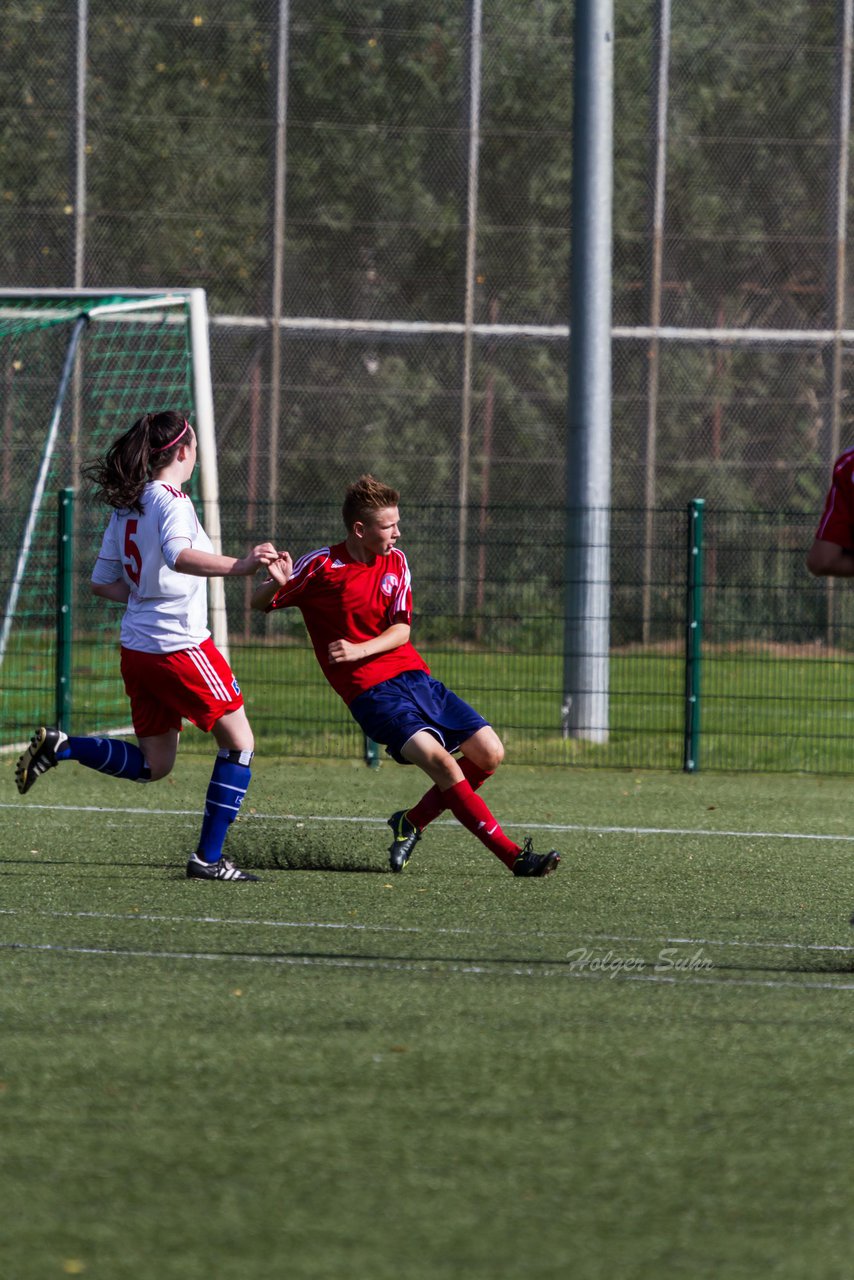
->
[[60, 736, 151, 783], [196, 748, 253, 864]]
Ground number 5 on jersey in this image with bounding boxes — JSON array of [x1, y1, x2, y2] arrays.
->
[[124, 519, 142, 585]]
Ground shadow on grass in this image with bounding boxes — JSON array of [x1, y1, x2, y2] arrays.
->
[[167, 857, 386, 876], [228, 828, 389, 874], [0, 857, 165, 869]]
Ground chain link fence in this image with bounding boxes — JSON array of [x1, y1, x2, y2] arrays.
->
[[3, 1, 852, 514], [5, 495, 854, 774], [4, 2, 854, 769]]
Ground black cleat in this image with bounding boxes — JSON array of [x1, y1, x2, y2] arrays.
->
[[186, 855, 259, 882], [387, 809, 421, 872], [512, 838, 560, 878], [15, 726, 68, 795]]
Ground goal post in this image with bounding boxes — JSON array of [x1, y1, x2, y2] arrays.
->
[[0, 287, 226, 743]]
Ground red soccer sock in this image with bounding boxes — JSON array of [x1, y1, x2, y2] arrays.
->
[[441, 779, 520, 869], [406, 759, 494, 832]]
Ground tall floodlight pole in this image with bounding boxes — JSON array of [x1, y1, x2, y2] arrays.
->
[[70, 0, 89, 565], [562, 0, 614, 744], [641, 0, 672, 643], [73, 0, 88, 291], [827, 0, 853, 471], [821, 0, 853, 644], [268, 0, 291, 532], [457, 0, 483, 615]]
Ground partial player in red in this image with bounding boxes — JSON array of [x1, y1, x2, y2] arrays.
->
[[807, 447, 854, 579], [15, 410, 282, 882], [251, 473, 560, 878], [807, 448, 854, 922]]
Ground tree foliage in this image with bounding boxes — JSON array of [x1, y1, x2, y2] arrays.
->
[[0, 0, 845, 515]]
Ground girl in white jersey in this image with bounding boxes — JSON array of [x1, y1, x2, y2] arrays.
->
[[14, 410, 286, 882]]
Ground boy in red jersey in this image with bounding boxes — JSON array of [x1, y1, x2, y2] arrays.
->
[[251, 475, 560, 878]]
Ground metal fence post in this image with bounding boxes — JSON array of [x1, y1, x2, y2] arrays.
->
[[683, 498, 704, 772], [56, 488, 74, 732]]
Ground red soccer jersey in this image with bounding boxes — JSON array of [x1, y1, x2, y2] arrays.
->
[[264, 541, 429, 704], [816, 448, 854, 547]]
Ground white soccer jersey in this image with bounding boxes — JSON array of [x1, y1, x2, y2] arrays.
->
[[91, 481, 213, 653]]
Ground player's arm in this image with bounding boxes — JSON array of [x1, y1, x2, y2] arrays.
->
[[91, 550, 130, 603], [806, 539, 854, 577], [328, 621, 411, 666], [91, 579, 131, 603], [250, 553, 294, 610], [250, 577, 279, 611], [173, 542, 280, 578]]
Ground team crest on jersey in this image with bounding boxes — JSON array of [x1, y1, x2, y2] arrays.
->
[[380, 573, 399, 596]]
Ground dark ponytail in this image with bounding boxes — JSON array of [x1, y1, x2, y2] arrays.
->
[[82, 410, 191, 512]]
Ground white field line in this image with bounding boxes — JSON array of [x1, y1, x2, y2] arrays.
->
[[1, 906, 852, 956], [4, 805, 853, 981], [1, 938, 853, 994], [1, 728, 135, 756], [1, 799, 853, 845]]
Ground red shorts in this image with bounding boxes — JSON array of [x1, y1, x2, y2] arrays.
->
[[120, 637, 244, 738]]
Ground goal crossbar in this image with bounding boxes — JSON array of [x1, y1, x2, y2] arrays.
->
[[0, 287, 227, 681]]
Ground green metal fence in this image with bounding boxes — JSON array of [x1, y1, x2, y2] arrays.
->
[[3, 495, 853, 774]]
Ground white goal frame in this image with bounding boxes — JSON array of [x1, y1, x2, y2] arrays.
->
[[0, 286, 227, 658]]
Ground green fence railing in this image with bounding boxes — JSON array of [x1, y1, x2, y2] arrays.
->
[[3, 498, 853, 774], [683, 498, 704, 773]]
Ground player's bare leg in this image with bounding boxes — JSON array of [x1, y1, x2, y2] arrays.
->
[[457, 725, 505, 773], [211, 705, 254, 753], [136, 729, 179, 781]]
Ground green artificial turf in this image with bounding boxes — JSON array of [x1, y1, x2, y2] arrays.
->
[[2, 754, 854, 1279], [8, 637, 854, 773]]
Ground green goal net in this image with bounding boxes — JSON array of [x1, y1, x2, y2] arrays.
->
[[0, 289, 222, 745]]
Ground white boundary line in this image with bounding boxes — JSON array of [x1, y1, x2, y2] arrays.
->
[[1, 799, 853, 844], [2, 938, 853, 993], [1, 906, 852, 954], [4, 804, 853, 989], [0, 728, 135, 757]]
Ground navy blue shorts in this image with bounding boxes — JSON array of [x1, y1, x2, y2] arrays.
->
[[349, 669, 489, 764]]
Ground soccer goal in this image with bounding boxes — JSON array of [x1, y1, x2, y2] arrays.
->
[[0, 288, 226, 743]]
